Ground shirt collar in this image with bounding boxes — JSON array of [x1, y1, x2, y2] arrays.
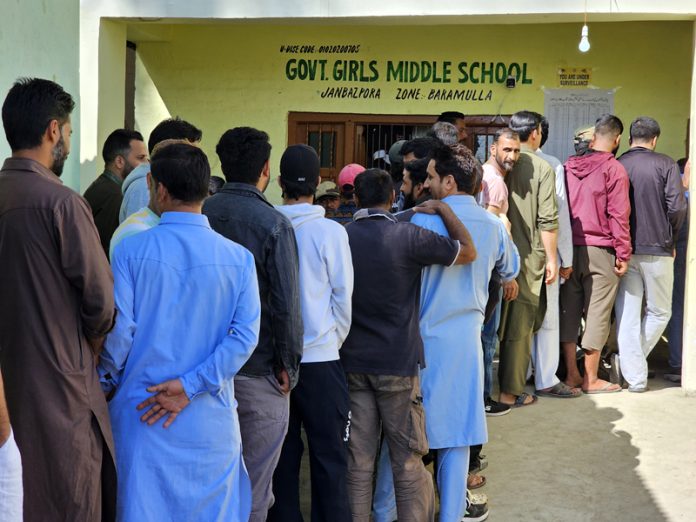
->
[[353, 207, 398, 223], [159, 211, 211, 228], [1, 157, 63, 185], [221, 182, 273, 207], [103, 169, 123, 186]]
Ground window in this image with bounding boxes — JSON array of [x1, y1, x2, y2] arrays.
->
[[288, 112, 511, 181]]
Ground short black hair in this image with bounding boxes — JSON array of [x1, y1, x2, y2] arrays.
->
[[148, 117, 202, 153], [540, 116, 550, 148], [432, 144, 482, 195], [354, 168, 393, 208], [2, 77, 75, 151], [150, 143, 210, 203], [595, 114, 624, 138], [400, 137, 441, 160], [437, 111, 465, 124], [404, 157, 429, 186], [629, 116, 660, 143], [493, 127, 520, 144], [216, 127, 272, 185], [509, 110, 542, 142], [208, 175, 225, 196], [280, 179, 317, 200], [102, 129, 144, 165]]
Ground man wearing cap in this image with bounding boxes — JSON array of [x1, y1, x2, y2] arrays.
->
[[561, 114, 630, 394], [326, 163, 364, 226], [573, 125, 595, 156], [315, 180, 341, 211], [268, 145, 354, 521]]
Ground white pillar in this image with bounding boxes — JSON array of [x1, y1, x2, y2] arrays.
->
[[682, 21, 696, 395]]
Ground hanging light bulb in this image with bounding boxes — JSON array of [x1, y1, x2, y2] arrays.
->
[[578, 24, 590, 52], [578, 1, 590, 52]]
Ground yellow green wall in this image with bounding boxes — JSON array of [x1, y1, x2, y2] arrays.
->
[[1, 0, 81, 189], [133, 21, 693, 202]]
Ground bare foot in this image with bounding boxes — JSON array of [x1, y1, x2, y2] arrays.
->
[[564, 378, 583, 389], [467, 473, 486, 489], [583, 379, 621, 393]]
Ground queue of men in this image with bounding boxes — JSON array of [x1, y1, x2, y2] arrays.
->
[[0, 77, 690, 522]]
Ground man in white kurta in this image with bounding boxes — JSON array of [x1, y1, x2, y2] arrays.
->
[[532, 131, 579, 397], [99, 143, 260, 522], [411, 144, 519, 521]]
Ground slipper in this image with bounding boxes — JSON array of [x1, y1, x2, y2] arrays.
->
[[511, 392, 537, 408], [467, 473, 486, 490], [536, 382, 582, 399], [583, 382, 622, 394]]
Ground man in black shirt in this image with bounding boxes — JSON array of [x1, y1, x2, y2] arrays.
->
[[341, 168, 476, 522]]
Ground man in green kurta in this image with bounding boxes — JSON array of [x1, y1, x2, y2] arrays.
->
[[83, 129, 148, 258], [498, 111, 559, 407]]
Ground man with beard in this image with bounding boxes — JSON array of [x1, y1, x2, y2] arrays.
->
[[497, 111, 559, 408], [479, 128, 521, 417], [84, 129, 148, 257], [399, 157, 430, 211], [413, 144, 519, 520], [0, 78, 116, 521]]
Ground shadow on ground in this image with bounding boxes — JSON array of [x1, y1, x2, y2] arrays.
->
[[296, 341, 693, 521]]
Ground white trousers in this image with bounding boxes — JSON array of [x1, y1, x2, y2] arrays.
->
[[615, 254, 674, 388], [0, 430, 23, 522], [530, 279, 562, 390]]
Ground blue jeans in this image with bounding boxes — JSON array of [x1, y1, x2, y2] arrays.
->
[[668, 217, 689, 369], [481, 287, 503, 398]]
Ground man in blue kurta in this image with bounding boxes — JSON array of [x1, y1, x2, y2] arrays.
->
[[99, 142, 260, 522], [411, 144, 520, 522]]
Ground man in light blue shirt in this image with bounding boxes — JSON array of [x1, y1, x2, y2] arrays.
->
[[411, 144, 520, 521], [99, 142, 260, 522]]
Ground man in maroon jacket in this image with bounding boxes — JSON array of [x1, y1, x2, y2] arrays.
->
[[560, 114, 631, 394]]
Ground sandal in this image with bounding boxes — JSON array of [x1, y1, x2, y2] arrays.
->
[[536, 382, 582, 399], [512, 392, 537, 408]]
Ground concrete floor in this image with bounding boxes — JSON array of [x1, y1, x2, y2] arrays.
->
[[298, 342, 696, 521], [483, 345, 696, 521]]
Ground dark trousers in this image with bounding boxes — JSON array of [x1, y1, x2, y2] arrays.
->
[[268, 360, 351, 522], [668, 216, 689, 369]]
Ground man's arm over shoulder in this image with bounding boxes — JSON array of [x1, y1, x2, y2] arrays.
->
[[413, 200, 476, 264], [407, 214, 462, 267], [180, 255, 261, 399], [606, 161, 632, 261], [266, 219, 304, 389], [56, 194, 115, 344]]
